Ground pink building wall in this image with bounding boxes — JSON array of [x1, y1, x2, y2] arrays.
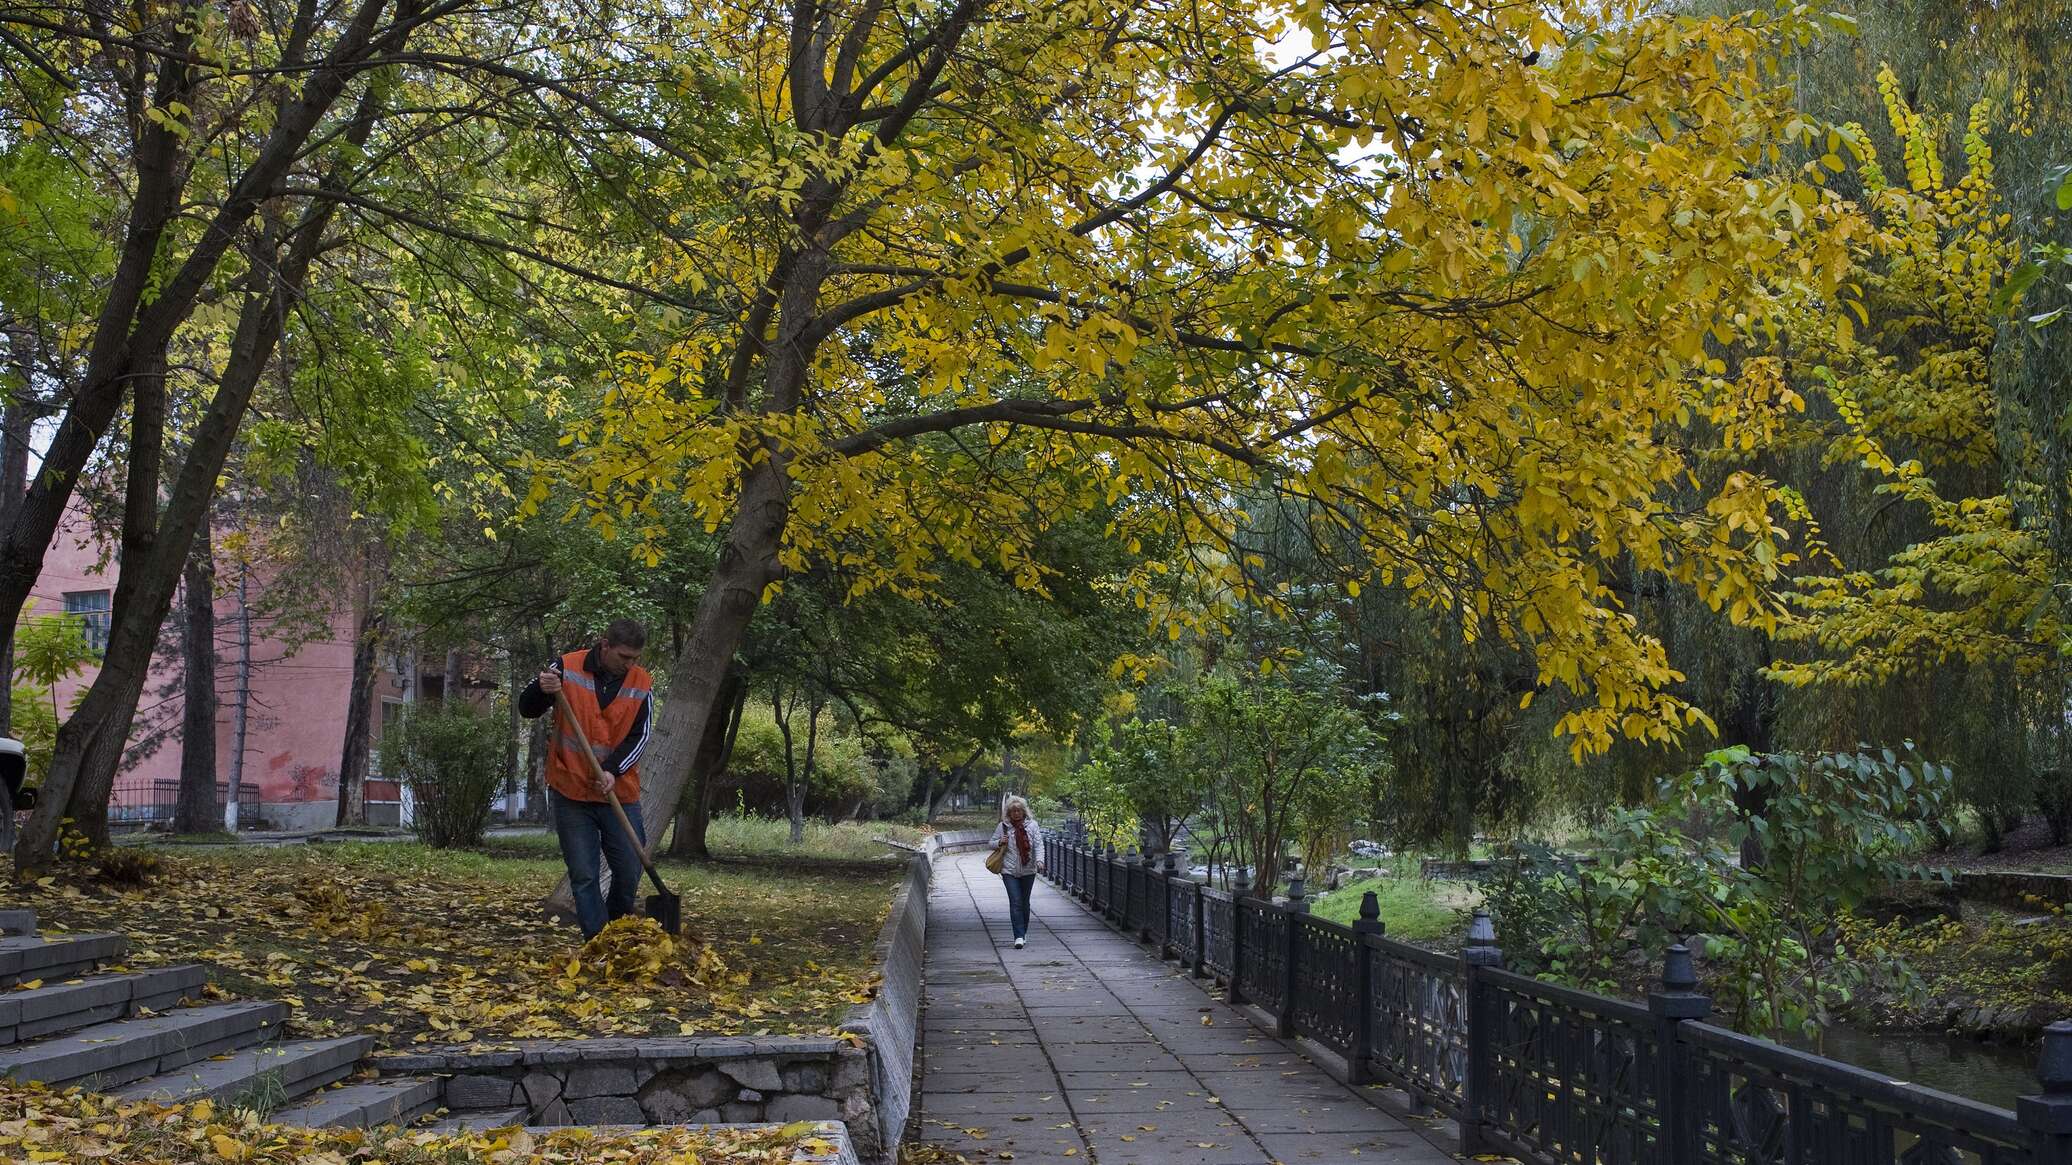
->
[[25, 503, 370, 831]]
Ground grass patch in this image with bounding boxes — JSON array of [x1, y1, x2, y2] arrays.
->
[[1308, 858, 1478, 944], [7, 834, 902, 1049], [702, 814, 924, 860]]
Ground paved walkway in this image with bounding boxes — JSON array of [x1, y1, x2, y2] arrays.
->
[[916, 854, 1456, 1165]]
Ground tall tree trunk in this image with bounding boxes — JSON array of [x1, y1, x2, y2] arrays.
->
[[0, 0, 401, 690], [40, 343, 171, 848], [502, 647, 521, 819], [173, 528, 219, 835], [14, 86, 392, 872], [0, 357, 34, 738], [667, 666, 746, 860], [525, 714, 549, 823], [1724, 651, 1775, 868], [442, 647, 462, 704], [226, 563, 253, 832], [335, 581, 382, 828]]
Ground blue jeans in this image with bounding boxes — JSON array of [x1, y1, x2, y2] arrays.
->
[[553, 791, 646, 939], [1003, 873, 1036, 940]]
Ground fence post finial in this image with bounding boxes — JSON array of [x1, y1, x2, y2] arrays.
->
[[1353, 890, 1384, 936], [1461, 909, 1502, 968], [1648, 943, 1711, 1021], [2019, 1020, 2072, 1140], [1286, 873, 1308, 914]]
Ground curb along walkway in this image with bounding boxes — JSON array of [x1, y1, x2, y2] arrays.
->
[[916, 854, 1456, 1165]]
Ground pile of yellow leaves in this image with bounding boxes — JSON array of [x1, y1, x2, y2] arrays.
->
[[0, 1081, 846, 1164], [8, 842, 897, 1047], [555, 917, 729, 992]]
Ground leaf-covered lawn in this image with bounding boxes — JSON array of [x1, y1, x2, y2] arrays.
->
[[0, 1081, 845, 1163], [6, 835, 904, 1048]]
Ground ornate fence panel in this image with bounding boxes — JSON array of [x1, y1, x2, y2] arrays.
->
[[1289, 913, 1362, 1058], [1031, 828, 2072, 1165], [1166, 878, 1196, 961], [1681, 1023, 2046, 1165], [1477, 969, 1663, 1165], [1365, 934, 1469, 1117], [1147, 869, 1170, 950], [1237, 899, 1287, 1012], [1201, 887, 1235, 982]]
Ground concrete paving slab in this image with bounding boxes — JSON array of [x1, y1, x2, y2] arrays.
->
[[913, 853, 1455, 1165]]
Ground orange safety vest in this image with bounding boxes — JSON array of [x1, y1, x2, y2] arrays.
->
[[547, 648, 653, 804]]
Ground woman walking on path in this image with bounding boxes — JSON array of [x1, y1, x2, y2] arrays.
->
[[991, 797, 1045, 948]]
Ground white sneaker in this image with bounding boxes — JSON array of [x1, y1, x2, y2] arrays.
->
[[1013, 937, 1026, 949]]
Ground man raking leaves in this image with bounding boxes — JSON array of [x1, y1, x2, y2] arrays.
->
[[519, 619, 679, 938]]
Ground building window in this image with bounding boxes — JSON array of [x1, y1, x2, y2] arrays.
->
[[372, 698, 406, 777], [63, 590, 111, 656]]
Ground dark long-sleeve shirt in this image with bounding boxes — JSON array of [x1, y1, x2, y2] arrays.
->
[[518, 646, 653, 777]]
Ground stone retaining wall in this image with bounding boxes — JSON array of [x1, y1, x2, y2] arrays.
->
[[381, 1037, 870, 1135], [1953, 870, 2072, 911], [839, 830, 992, 1158], [376, 828, 996, 1164]]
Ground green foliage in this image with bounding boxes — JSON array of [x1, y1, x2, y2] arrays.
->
[[14, 603, 94, 687], [8, 604, 97, 784], [7, 687, 56, 785], [1182, 666, 1381, 890], [1059, 759, 1138, 850], [1485, 743, 1950, 1039], [379, 704, 509, 849], [1068, 716, 1205, 852]]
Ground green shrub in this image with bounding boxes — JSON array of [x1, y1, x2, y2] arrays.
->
[[379, 703, 507, 849], [1485, 743, 1951, 1040]]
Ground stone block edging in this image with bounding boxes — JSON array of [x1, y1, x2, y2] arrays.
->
[[834, 830, 991, 1160], [371, 830, 992, 1165], [1954, 869, 2072, 910]]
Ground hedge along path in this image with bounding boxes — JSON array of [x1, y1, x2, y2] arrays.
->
[[0, 1081, 849, 1164], [4, 841, 901, 1047]]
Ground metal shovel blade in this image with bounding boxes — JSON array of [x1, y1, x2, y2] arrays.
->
[[647, 891, 682, 936]]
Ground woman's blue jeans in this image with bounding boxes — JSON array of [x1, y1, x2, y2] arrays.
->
[[1003, 873, 1036, 939]]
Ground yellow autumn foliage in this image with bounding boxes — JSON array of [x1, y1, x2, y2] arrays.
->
[[1772, 68, 2056, 685], [532, 0, 1873, 767]]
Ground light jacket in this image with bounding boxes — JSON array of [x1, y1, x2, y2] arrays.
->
[[536, 648, 653, 803], [991, 817, 1044, 877]]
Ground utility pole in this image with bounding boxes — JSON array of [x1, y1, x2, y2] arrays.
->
[[225, 562, 252, 832]]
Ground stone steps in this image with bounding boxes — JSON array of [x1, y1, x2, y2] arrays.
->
[[268, 1074, 442, 1128], [423, 1105, 531, 1132], [0, 1000, 287, 1089], [115, 1035, 375, 1108], [0, 931, 127, 988], [0, 907, 414, 1130], [0, 965, 208, 1047]]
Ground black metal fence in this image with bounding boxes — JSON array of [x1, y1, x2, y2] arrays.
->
[[1041, 832, 2072, 1165], [109, 778, 261, 828]]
